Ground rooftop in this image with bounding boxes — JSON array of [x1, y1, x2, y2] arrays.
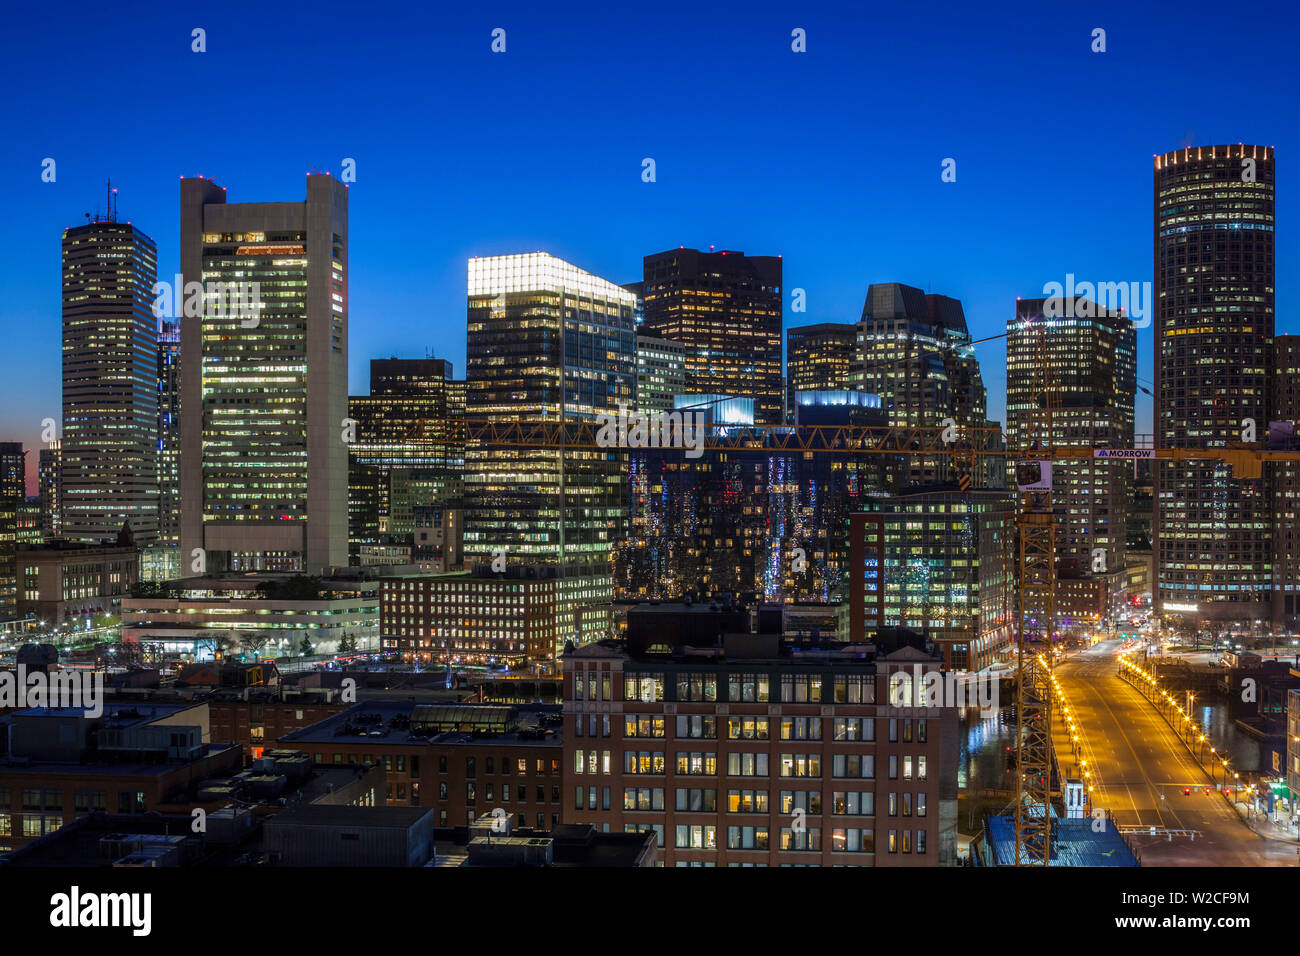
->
[[980, 816, 1140, 867], [279, 700, 562, 748], [570, 629, 938, 668], [0, 744, 239, 778], [265, 803, 433, 831], [433, 824, 654, 868]]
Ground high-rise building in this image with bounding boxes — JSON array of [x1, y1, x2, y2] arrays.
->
[[641, 249, 783, 426], [846, 489, 1015, 670], [15, 499, 42, 547], [410, 504, 462, 572], [0, 442, 26, 619], [348, 357, 464, 563], [622, 281, 644, 330], [179, 175, 349, 574], [0, 444, 25, 503], [1007, 298, 1135, 604], [1154, 145, 1274, 627], [786, 323, 858, 419], [464, 253, 637, 656], [143, 319, 182, 581], [634, 335, 688, 414], [61, 216, 159, 543], [617, 392, 888, 605], [850, 284, 989, 490], [38, 443, 61, 539], [1271, 336, 1300, 629]]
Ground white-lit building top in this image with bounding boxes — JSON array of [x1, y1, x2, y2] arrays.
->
[[468, 253, 637, 304]]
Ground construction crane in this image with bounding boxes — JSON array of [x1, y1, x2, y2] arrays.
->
[[1010, 321, 1056, 865], [434, 379, 1300, 866]]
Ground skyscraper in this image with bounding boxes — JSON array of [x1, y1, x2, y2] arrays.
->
[[850, 283, 990, 489], [1007, 298, 1135, 589], [38, 443, 61, 538], [179, 175, 349, 574], [634, 335, 687, 414], [617, 393, 888, 605], [1271, 336, 1300, 630], [464, 253, 636, 654], [348, 357, 464, 563], [0, 445, 26, 506], [641, 248, 784, 425], [1154, 145, 1274, 627], [143, 319, 181, 580], [61, 215, 158, 543], [0, 442, 25, 619], [847, 489, 1014, 669], [786, 322, 857, 418]]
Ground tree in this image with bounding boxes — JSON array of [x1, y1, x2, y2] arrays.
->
[[194, 633, 232, 661], [130, 581, 171, 599], [299, 635, 314, 657], [239, 631, 271, 659], [339, 634, 357, 656], [254, 576, 322, 601]]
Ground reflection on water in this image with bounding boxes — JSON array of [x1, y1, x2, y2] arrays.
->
[[1192, 701, 1261, 773], [959, 708, 1016, 790]]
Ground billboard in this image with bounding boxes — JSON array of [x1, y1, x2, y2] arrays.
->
[[1015, 460, 1052, 491]]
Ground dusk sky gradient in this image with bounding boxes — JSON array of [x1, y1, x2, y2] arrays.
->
[[3, 0, 1298, 491]]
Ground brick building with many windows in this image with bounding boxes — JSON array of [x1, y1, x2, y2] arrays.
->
[[560, 615, 959, 866], [277, 701, 564, 830], [207, 691, 349, 765], [380, 568, 560, 666], [0, 702, 241, 853]]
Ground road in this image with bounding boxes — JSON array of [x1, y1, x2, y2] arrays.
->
[[1053, 639, 1296, 866]]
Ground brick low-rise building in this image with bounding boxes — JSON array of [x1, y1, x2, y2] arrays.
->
[[0, 702, 241, 853], [381, 569, 559, 666], [278, 701, 564, 830], [561, 624, 959, 866], [207, 690, 350, 765]]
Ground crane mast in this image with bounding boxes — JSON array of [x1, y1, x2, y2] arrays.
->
[[1011, 320, 1056, 865]]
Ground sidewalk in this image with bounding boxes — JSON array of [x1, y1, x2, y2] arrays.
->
[[1236, 801, 1300, 846], [1119, 664, 1300, 848]]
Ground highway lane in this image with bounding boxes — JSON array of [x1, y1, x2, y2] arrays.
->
[[1053, 640, 1295, 866]]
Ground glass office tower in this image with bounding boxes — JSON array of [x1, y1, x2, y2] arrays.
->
[[465, 253, 636, 655]]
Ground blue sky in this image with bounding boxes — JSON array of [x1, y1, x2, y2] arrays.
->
[[3, 0, 1297, 490]]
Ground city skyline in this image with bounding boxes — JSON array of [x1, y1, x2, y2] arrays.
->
[[5, 0, 1300, 895], [6, 2, 1300, 492]]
